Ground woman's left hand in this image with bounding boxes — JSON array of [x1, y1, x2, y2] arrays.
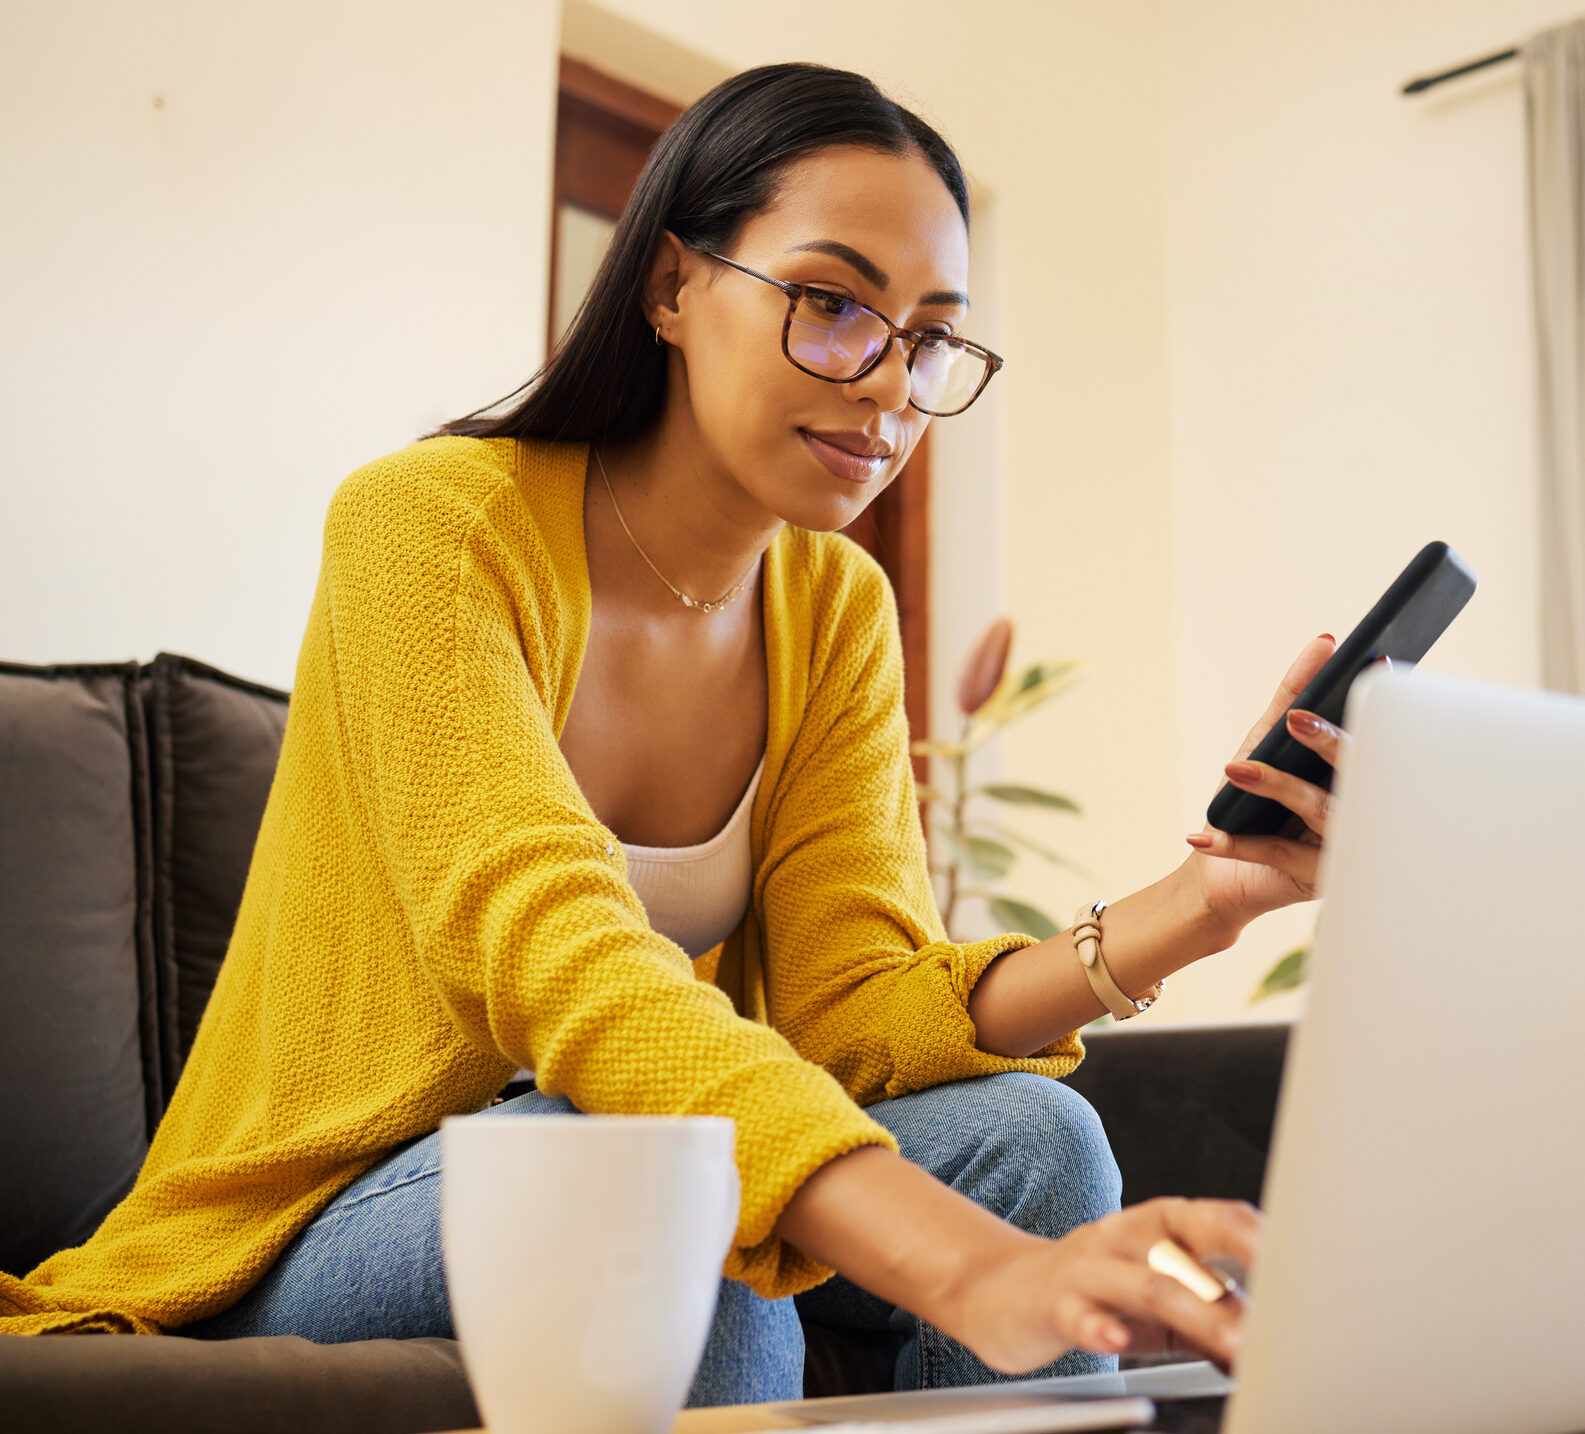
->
[[1186, 635, 1350, 928]]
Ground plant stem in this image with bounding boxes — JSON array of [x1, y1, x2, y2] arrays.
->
[[942, 716, 970, 937]]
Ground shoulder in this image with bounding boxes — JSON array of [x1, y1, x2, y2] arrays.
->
[[326, 436, 522, 544], [320, 438, 593, 678], [324, 436, 587, 571]]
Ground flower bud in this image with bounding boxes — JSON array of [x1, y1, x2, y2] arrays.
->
[[957, 617, 1013, 716]]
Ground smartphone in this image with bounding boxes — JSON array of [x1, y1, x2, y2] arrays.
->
[[1206, 541, 1477, 838]]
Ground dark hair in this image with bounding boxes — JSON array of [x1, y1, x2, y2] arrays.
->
[[436, 62, 969, 445]]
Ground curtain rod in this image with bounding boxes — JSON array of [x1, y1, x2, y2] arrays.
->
[[1401, 45, 1519, 96]]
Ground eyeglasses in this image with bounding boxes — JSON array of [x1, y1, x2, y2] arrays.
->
[[701, 251, 1003, 417]]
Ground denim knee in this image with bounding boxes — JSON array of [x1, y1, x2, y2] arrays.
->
[[972, 1072, 1121, 1236], [856, 1072, 1124, 1388], [875, 1071, 1122, 1242]]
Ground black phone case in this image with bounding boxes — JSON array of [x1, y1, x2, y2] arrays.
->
[[1205, 541, 1477, 838]]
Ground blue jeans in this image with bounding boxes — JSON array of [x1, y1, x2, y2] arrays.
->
[[186, 1073, 1122, 1403]]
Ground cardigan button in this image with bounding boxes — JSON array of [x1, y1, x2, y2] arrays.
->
[[605, 840, 614, 856]]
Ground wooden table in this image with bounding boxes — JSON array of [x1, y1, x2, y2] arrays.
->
[[671, 1404, 822, 1434], [437, 1394, 833, 1434]]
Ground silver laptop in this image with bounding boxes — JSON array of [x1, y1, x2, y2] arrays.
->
[[789, 667, 1585, 1434]]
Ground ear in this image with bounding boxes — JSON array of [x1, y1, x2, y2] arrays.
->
[[641, 231, 696, 343]]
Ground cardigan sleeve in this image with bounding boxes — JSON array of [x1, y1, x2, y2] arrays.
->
[[320, 454, 896, 1298], [757, 546, 1084, 1108]]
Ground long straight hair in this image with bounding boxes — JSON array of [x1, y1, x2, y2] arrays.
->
[[436, 63, 969, 445]]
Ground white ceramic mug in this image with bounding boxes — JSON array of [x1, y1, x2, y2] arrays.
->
[[441, 1114, 739, 1434]]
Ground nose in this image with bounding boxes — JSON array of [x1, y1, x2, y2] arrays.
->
[[844, 336, 912, 414]]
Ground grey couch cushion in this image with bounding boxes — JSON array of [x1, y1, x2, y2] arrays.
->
[[0, 1333, 478, 1434], [0, 662, 158, 1276], [1065, 1022, 1290, 1207], [143, 653, 288, 1091]]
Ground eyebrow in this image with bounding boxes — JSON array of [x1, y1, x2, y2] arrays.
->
[[784, 239, 970, 309]]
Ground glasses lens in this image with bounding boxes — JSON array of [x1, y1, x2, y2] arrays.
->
[[786, 289, 888, 379], [909, 337, 990, 415]]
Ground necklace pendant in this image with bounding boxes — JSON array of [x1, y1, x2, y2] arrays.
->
[[596, 447, 757, 621]]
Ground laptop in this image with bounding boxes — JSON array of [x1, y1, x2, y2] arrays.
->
[[785, 667, 1585, 1434]]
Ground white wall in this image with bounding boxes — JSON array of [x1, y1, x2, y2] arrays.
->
[[0, 1, 559, 690], [1163, 0, 1573, 1023]]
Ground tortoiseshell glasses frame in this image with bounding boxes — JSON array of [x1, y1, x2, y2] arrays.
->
[[701, 251, 1004, 417]]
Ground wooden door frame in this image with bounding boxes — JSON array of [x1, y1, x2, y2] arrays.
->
[[549, 57, 682, 353]]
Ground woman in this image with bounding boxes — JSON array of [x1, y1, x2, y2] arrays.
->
[[1, 63, 1341, 1401]]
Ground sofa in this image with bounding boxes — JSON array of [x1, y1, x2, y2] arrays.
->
[[0, 653, 1292, 1433]]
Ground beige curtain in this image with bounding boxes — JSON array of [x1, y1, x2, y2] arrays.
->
[[1527, 20, 1585, 693]]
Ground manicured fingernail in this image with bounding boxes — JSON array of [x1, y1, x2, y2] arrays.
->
[[1287, 710, 1324, 736], [1186, 833, 1213, 849], [1225, 760, 1261, 784], [1318, 632, 1336, 644]]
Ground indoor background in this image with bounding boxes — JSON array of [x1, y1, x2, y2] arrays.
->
[[1, 0, 1561, 1026]]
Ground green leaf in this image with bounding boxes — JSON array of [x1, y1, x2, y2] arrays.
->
[[944, 832, 1016, 880], [968, 822, 1099, 883], [1005, 661, 1066, 699], [912, 738, 967, 760], [973, 783, 1081, 814], [967, 661, 1085, 746], [962, 835, 1017, 880], [986, 896, 1063, 941], [1250, 944, 1310, 1003]]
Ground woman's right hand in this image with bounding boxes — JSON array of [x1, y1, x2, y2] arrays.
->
[[941, 1197, 1260, 1374]]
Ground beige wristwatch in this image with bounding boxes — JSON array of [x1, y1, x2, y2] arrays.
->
[[1071, 900, 1163, 1021]]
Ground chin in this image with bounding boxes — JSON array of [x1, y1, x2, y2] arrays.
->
[[773, 485, 881, 535], [759, 446, 895, 533]]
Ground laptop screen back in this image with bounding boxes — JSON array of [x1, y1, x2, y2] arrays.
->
[[1227, 668, 1585, 1434]]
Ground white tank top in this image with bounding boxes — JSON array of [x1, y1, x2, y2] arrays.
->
[[508, 758, 763, 1085], [621, 755, 764, 958]]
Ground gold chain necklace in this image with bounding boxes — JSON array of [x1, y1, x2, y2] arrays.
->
[[593, 447, 757, 614]]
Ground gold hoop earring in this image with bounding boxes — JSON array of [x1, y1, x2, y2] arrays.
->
[[654, 325, 664, 346]]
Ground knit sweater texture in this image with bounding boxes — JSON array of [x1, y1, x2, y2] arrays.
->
[[0, 437, 1083, 1336]]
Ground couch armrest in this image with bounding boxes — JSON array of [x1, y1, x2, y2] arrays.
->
[[1063, 1022, 1291, 1208]]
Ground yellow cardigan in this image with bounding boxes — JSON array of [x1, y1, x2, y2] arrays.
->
[[0, 437, 1083, 1336]]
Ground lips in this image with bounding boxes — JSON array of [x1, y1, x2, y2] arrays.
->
[[799, 429, 893, 483], [805, 430, 893, 459]]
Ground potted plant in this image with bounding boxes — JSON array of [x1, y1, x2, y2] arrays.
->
[[912, 617, 1087, 943]]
